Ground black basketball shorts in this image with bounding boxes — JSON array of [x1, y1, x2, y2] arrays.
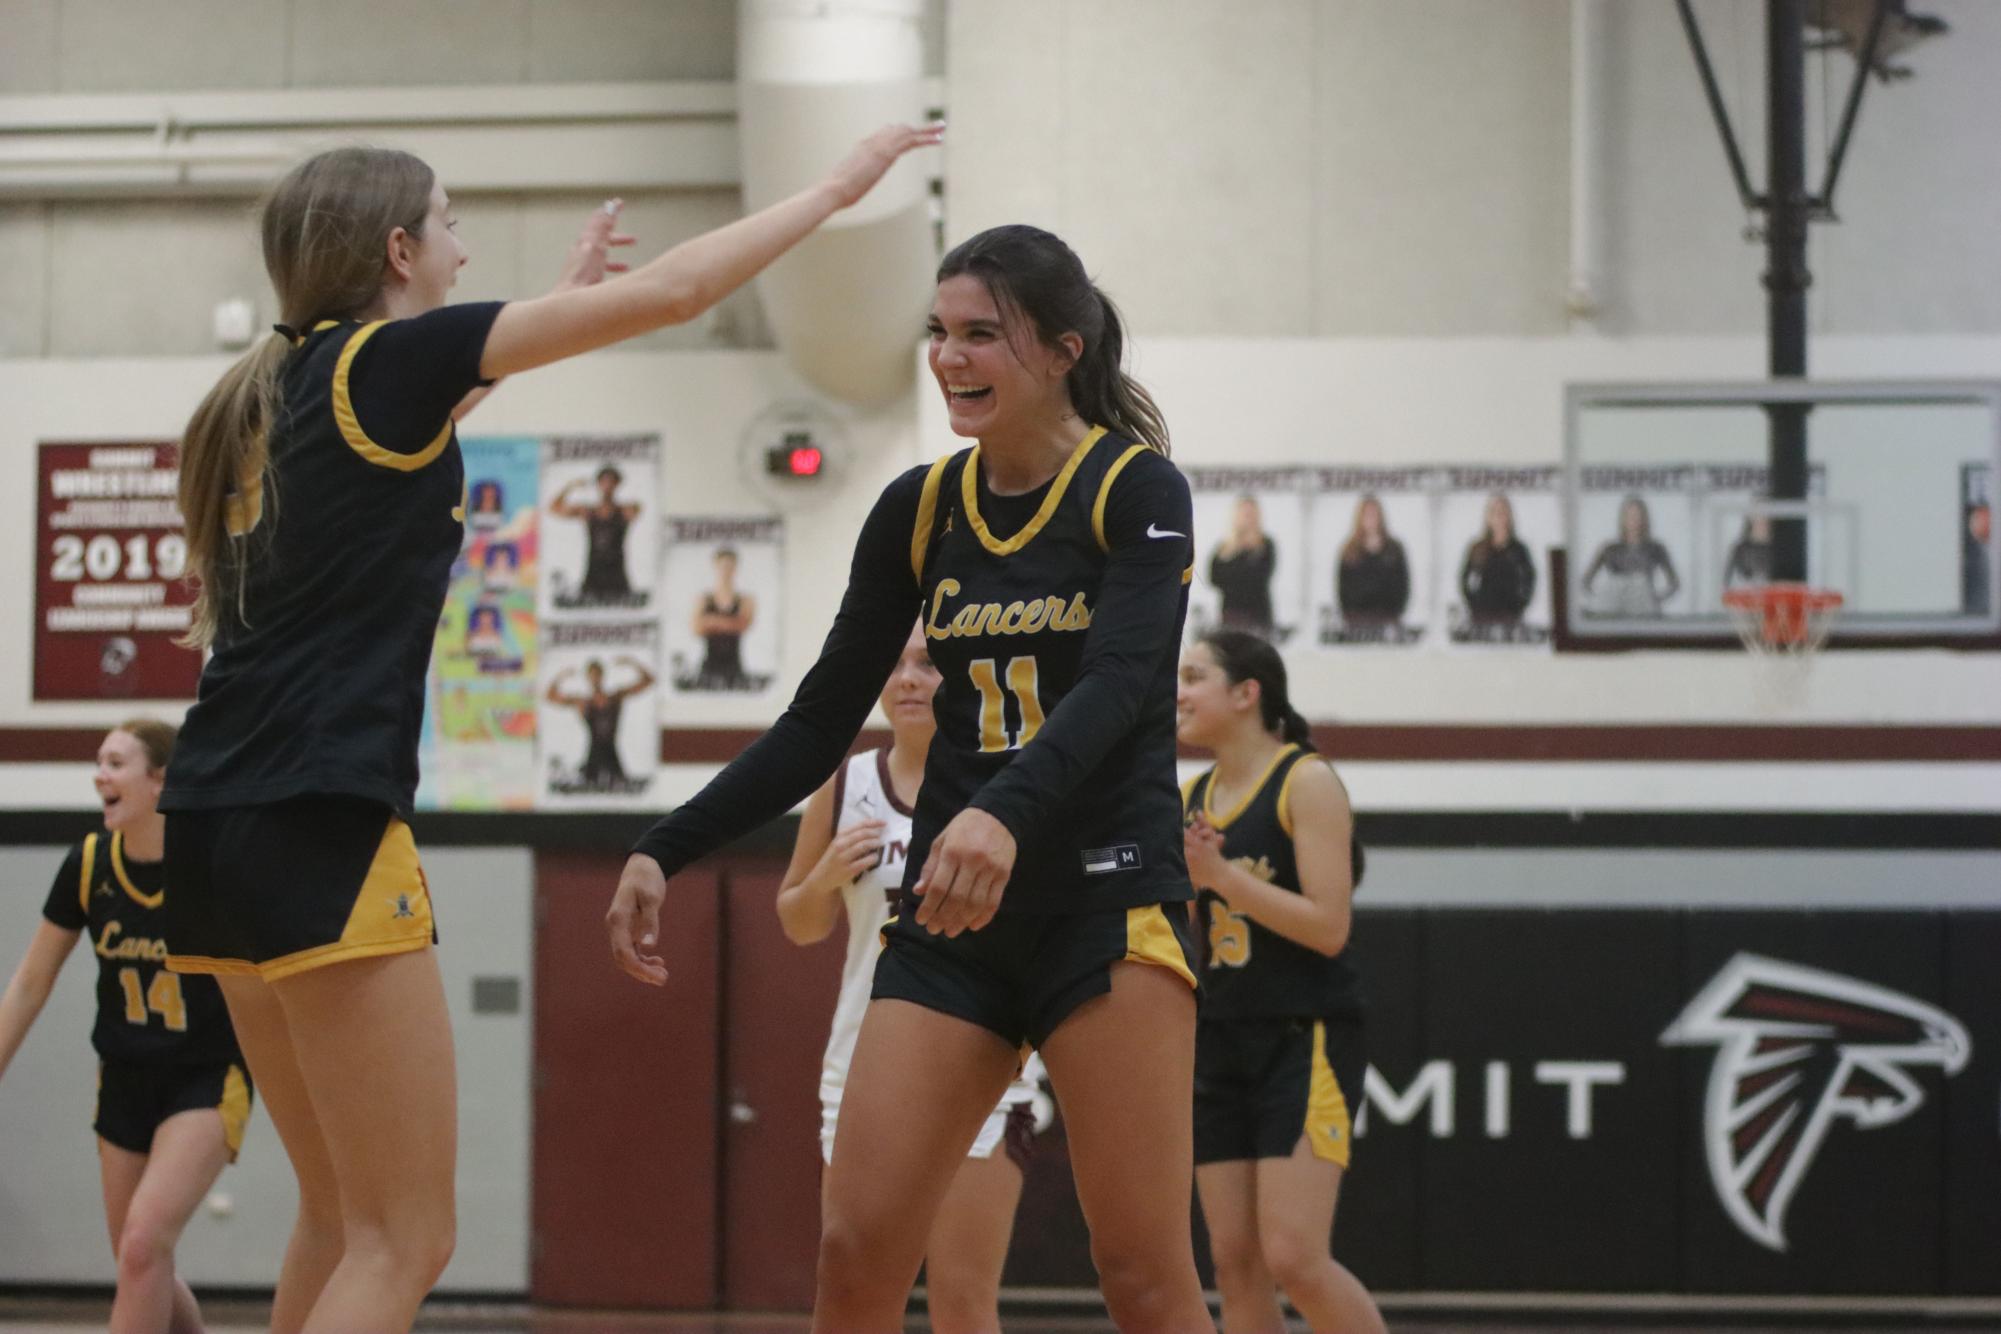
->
[[1193, 1014, 1365, 1167], [95, 1058, 254, 1161], [164, 797, 437, 983], [874, 900, 1199, 1050]]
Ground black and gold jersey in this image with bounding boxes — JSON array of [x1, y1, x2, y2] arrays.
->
[[1187, 745, 1364, 1020], [163, 303, 503, 819], [906, 427, 1192, 911], [634, 425, 1196, 915], [41, 832, 241, 1066]]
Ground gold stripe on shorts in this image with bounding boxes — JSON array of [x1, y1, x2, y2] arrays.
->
[[1304, 1019, 1353, 1168], [219, 1063, 252, 1160], [1122, 904, 1197, 991]]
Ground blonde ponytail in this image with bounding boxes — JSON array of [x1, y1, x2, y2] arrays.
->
[[178, 332, 289, 647]]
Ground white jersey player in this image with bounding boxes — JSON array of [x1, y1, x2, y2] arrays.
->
[[776, 626, 1040, 1333]]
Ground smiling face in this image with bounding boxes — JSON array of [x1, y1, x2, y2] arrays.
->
[[879, 626, 942, 735], [926, 273, 1080, 441], [1176, 642, 1255, 749], [94, 729, 163, 833]]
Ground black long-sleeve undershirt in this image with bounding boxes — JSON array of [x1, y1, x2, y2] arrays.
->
[[630, 449, 1193, 881]]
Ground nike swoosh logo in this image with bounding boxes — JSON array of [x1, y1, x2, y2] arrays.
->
[[1147, 523, 1185, 540]]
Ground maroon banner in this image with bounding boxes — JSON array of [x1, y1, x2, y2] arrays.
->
[[34, 442, 201, 700]]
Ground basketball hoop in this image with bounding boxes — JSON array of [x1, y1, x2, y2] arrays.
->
[[1723, 583, 1842, 706]]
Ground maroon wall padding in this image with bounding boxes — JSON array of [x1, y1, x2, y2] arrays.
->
[[531, 850, 719, 1308], [719, 858, 847, 1310]]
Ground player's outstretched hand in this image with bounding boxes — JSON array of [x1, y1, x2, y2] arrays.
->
[[553, 198, 636, 291], [912, 807, 1013, 938], [824, 122, 945, 211], [606, 852, 669, 985]]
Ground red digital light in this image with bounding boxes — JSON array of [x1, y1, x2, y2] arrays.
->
[[786, 445, 823, 477]]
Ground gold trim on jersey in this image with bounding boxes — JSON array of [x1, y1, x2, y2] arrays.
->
[[78, 832, 97, 917], [1276, 759, 1305, 838], [1201, 743, 1300, 832], [219, 1063, 253, 1160], [959, 426, 1106, 557], [1304, 1020, 1353, 1167], [331, 321, 453, 472], [109, 832, 163, 910], [1090, 442, 1151, 553], [1123, 904, 1198, 991], [910, 453, 955, 582]]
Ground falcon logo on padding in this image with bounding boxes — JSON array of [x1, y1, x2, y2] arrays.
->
[[1660, 952, 1969, 1252]]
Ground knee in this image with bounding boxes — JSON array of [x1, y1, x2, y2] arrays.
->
[[346, 1199, 454, 1286], [113, 1213, 175, 1277], [1092, 1240, 1183, 1327], [1258, 1229, 1327, 1293], [1206, 1231, 1264, 1290], [815, 1215, 906, 1310]]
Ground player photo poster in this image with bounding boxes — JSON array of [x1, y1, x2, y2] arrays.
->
[[1185, 467, 1307, 645], [1438, 466, 1560, 648], [538, 621, 658, 806], [662, 516, 782, 696], [33, 442, 201, 700], [417, 436, 542, 810], [1574, 466, 1696, 620], [1306, 468, 1435, 648], [540, 435, 659, 615]]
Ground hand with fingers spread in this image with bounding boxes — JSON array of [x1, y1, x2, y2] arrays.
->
[[554, 197, 637, 291], [824, 121, 946, 210], [911, 807, 1014, 937], [1182, 814, 1230, 895], [606, 852, 669, 985]]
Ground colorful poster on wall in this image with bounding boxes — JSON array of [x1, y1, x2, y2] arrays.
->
[[1304, 468, 1435, 647], [1184, 467, 1308, 645], [662, 516, 782, 696], [539, 621, 658, 805], [416, 436, 542, 810], [1438, 466, 1560, 647], [539, 435, 659, 615], [1574, 465, 1696, 620], [33, 442, 201, 700]]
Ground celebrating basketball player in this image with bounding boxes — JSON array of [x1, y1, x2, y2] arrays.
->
[[613, 224, 1214, 1331]]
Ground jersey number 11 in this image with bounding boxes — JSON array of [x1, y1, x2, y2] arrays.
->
[[969, 656, 1045, 753]]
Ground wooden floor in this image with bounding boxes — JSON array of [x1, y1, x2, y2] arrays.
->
[[0, 1298, 1976, 1334]]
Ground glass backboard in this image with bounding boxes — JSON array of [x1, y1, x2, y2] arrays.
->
[[1562, 381, 2001, 644]]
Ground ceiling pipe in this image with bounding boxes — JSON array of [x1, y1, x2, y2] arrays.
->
[[736, 0, 936, 408]]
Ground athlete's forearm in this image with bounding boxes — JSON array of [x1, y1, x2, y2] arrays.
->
[[1213, 864, 1350, 956], [0, 971, 56, 1080], [775, 877, 844, 945]]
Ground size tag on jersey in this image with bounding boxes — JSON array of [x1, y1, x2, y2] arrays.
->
[[1081, 844, 1141, 875]]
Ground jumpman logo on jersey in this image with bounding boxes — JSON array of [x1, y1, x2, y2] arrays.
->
[[390, 893, 415, 919]]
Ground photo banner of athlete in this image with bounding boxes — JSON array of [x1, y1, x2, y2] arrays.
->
[[1185, 467, 1308, 646], [417, 436, 543, 811], [1438, 467, 1560, 648], [1306, 468, 1436, 648], [662, 516, 782, 698], [539, 435, 659, 616], [32, 442, 201, 700], [538, 621, 659, 807]]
